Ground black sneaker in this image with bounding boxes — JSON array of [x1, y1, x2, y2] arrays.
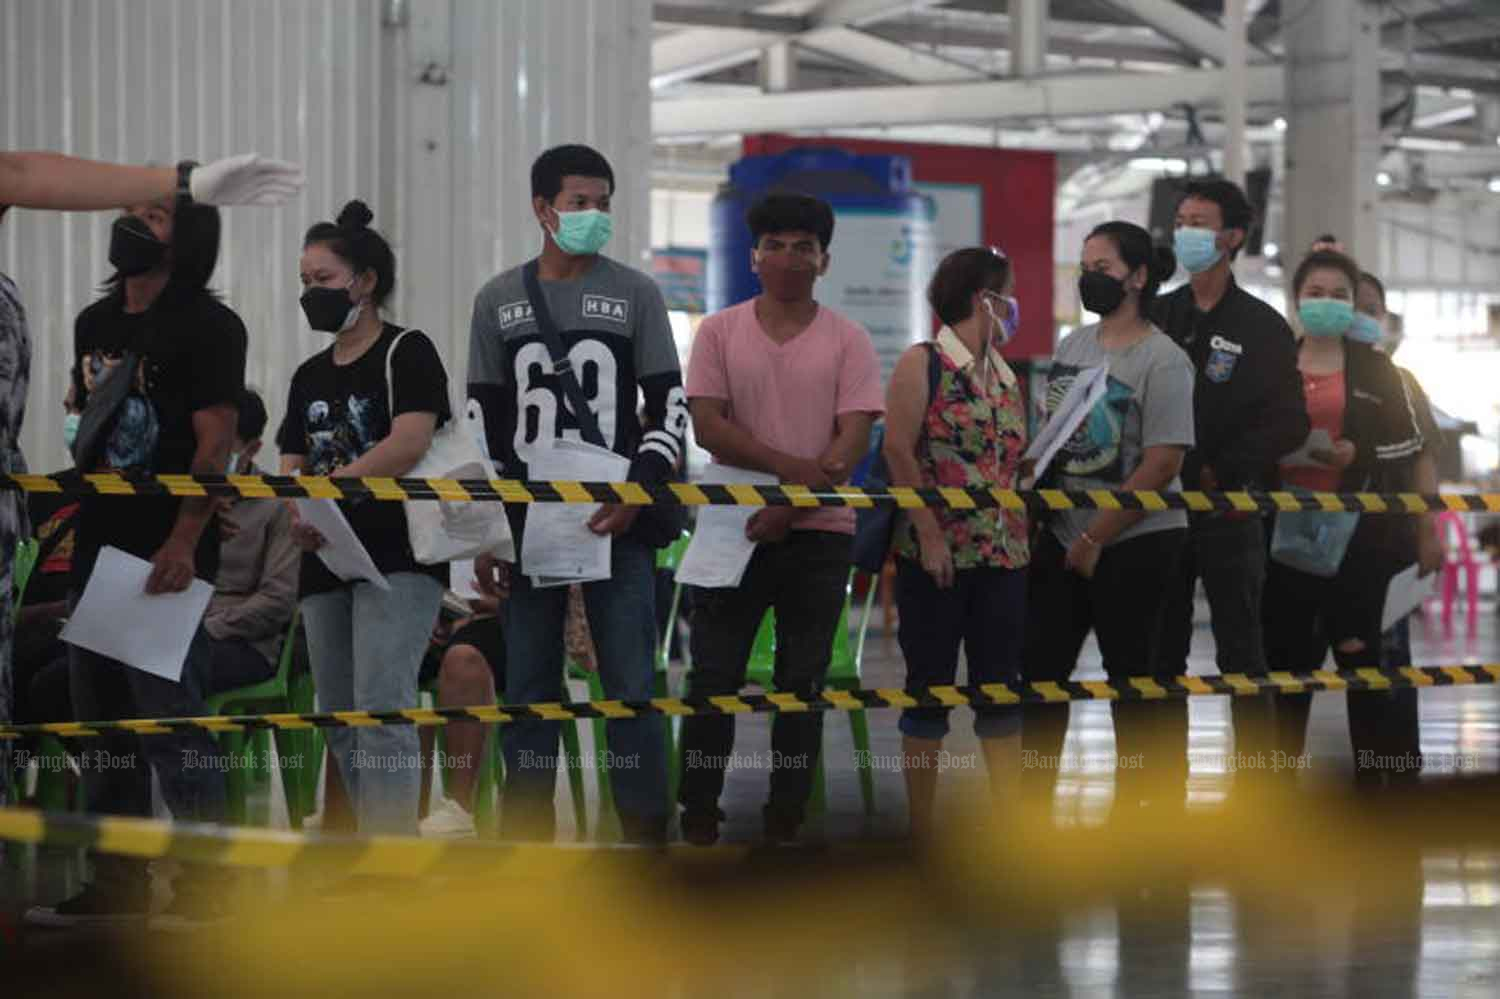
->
[[25, 882, 148, 928], [680, 808, 723, 847]]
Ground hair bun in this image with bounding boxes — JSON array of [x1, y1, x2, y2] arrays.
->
[[1150, 244, 1178, 282], [335, 199, 374, 231]]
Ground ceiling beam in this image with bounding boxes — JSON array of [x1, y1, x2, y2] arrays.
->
[[1097, 0, 1231, 64], [796, 27, 985, 83], [652, 4, 809, 33], [652, 0, 953, 88], [866, 21, 1199, 66], [653, 27, 790, 86], [654, 63, 1285, 136]]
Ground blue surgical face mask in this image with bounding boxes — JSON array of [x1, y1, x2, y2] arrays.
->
[[1174, 226, 1223, 274], [63, 412, 81, 450], [982, 293, 1021, 345], [550, 208, 613, 256], [1298, 298, 1355, 338], [1348, 311, 1384, 345]]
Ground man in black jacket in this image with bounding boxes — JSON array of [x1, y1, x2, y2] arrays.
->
[[1151, 180, 1309, 694]]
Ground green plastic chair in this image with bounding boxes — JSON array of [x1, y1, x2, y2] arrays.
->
[[567, 530, 692, 838], [10, 537, 39, 627], [12, 539, 85, 816], [289, 669, 320, 821], [203, 611, 307, 827], [6, 537, 44, 810], [742, 569, 879, 816]]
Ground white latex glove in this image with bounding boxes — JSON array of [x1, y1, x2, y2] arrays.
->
[[189, 153, 304, 206]]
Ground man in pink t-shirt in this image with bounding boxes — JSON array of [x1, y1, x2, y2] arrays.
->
[[678, 192, 884, 847]]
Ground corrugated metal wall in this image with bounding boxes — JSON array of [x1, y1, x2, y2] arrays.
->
[[0, 0, 652, 473]]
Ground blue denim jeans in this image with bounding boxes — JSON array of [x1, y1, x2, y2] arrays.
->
[[502, 536, 667, 840], [301, 572, 442, 836]]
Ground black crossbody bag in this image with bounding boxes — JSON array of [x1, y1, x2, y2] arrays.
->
[[521, 260, 684, 548]]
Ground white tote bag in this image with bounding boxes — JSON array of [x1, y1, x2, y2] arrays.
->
[[386, 329, 515, 564]]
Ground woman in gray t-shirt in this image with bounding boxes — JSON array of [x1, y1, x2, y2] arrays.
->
[[1021, 221, 1196, 818]]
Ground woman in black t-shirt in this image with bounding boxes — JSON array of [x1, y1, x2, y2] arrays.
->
[[276, 201, 451, 836]]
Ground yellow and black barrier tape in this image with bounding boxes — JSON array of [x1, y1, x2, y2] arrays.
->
[[3, 666, 1497, 740], [0, 807, 671, 876], [4, 471, 1499, 514]]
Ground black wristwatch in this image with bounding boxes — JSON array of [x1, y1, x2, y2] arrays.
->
[[175, 160, 196, 204]]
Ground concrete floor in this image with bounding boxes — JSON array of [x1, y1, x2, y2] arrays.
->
[[4, 598, 1497, 996]]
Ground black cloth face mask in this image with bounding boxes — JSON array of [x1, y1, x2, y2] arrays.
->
[[300, 285, 361, 333], [1078, 270, 1128, 316], [108, 215, 168, 277]]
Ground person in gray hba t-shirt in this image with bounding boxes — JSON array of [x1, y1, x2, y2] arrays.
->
[[463, 144, 681, 847], [1042, 321, 1196, 551]]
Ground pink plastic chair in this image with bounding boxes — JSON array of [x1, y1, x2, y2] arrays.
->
[[1435, 511, 1481, 639]]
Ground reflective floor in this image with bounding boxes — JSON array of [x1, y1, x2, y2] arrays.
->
[[3, 600, 1497, 996]]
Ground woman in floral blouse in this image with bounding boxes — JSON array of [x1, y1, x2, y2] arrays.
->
[[883, 247, 1029, 841]]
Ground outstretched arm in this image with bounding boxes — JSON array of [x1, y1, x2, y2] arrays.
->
[[0, 151, 302, 210]]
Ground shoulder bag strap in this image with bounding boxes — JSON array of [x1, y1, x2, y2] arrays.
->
[[522, 259, 608, 450]]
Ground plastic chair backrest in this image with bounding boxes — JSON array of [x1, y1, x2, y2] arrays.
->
[[11, 537, 40, 625], [746, 611, 777, 678], [203, 608, 299, 714], [656, 530, 692, 572], [654, 530, 694, 670], [1437, 511, 1476, 564], [274, 608, 301, 684], [834, 571, 880, 680]]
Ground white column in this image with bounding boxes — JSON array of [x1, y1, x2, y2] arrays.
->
[[1009, 0, 1048, 78], [760, 41, 799, 93], [1222, 0, 1248, 188], [1281, 0, 1382, 269]]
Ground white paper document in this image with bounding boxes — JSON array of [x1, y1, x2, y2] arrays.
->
[[676, 465, 780, 589], [1382, 562, 1436, 632], [294, 498, 391, 590], [449, 558, 481, 600], [1281, 429, 1336, 469], [60, 546, 214, 681], [522, 440, 631, 583], [1025, 365, 1108, 482]]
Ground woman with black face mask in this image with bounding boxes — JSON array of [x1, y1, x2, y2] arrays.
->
[[1020, 221, 1197, 821], [275, 200, 452, 837]]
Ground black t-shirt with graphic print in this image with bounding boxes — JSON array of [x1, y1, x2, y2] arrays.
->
[[276, 324, 451, 597], [71, 289, 247, 589]]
